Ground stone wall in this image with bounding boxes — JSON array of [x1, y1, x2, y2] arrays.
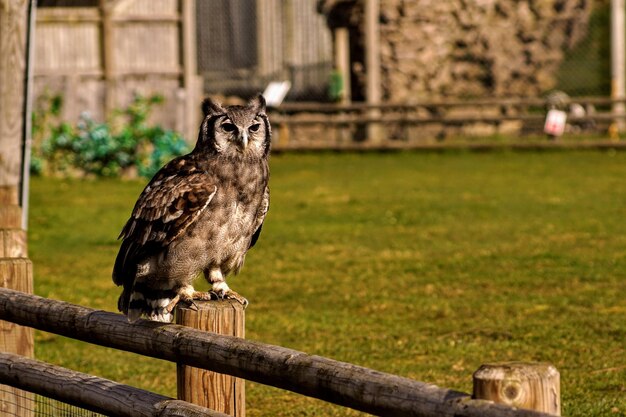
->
[[319, 0, 592, 102]]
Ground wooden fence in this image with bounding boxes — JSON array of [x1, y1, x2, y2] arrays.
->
[[33, 0, 334, 143], [0, 352, 227, 417], [34, 0, 201, 142], [0, 287, 561, 417], [268, 97, 626, 150]]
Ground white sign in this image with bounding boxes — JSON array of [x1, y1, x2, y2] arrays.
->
[[263, 81, 291, 107], [544, 109, 567, 136]]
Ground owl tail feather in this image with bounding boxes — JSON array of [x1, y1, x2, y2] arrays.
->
[[117, 289, 143, 322], [117, 289, 131, 315], [124, 290, 175, 323]]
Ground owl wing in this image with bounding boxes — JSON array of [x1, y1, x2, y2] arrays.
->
[[112, 157, 217, 285], [249, 185, 270, 249]]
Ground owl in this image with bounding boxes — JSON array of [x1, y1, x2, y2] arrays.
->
[[112, 95, 271, 322]]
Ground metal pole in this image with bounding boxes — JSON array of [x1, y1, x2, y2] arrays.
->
[[364, 0, 382, 144], [611, 0, 625, 134], [20, 0, 36, 230]]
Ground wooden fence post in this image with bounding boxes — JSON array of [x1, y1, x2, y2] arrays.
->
[[181, 0, 201, 144], [0, 185, 35, 417], [0, 0, 35, 414], [176, 300, 245, 417], [0, 189, 34, 417], [473, 362, 560, 415]]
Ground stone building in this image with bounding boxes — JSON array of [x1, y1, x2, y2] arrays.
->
[[318, 0, 593, 102]]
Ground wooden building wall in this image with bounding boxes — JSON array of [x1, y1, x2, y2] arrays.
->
[[33, 0, 200, 142]]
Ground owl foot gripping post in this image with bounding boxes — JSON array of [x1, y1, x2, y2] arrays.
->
[[159, 282, 248, 322], [112, 95, 270, 323]]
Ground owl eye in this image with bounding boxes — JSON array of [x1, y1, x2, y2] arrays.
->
[[249, 123, 261, 133], [222, 123, 237, 133]]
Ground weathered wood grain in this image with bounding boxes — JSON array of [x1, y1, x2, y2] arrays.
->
[[0, 230, 27, 257], [0, 260, 33, 356], [473, 362, 560, 415], [0, 184, 33, 417], [0, 187, 18, 205], [0, 352, 230, 417], [180, 0, 200, 143], [0, 206, 21, 229], [0, 259, 35, 417], [0, 0, 27, 188], [0, 288, 558, 417], [177, 301, 245, 417]]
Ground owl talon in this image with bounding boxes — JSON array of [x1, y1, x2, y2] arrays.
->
[[223, 290, 248, 308], [191, 290, 217, 301], [164, 294, 181, 313]]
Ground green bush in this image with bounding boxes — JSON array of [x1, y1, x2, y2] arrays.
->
[[31, 93, 189, 178]]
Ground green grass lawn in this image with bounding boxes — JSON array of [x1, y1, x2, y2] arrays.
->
[[28, 150, 625, 416]]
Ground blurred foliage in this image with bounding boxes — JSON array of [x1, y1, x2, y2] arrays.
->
[[31, 92, 189, 178], [556, 0, 610, 96], [328, 69, 344, 102]]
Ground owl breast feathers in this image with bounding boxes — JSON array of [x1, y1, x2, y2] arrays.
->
[[113, 95, 271, 322]]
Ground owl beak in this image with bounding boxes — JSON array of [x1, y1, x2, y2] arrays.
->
[[237, 131, 249, 151]]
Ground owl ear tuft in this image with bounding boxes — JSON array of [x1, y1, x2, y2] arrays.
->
[[202, 97, 225, 117], [248, 94, 267, 115]]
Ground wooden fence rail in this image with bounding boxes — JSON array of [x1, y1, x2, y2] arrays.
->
[[270, 113, 626, 127], [270, 139, 626, 153], [267, 96, 626, 149], [271, 96, 626, 113], [0, 288, 557, 417], [0, 352, 228, 417]]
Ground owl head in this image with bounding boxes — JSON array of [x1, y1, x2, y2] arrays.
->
[[195, 95, 271, 158]]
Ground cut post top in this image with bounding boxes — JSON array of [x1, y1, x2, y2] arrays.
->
[[473, 361, 560, 416]]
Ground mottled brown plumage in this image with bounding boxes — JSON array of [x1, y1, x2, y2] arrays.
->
[[113, 95, 270, 322]]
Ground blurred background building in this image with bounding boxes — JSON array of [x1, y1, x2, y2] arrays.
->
[[197, 0, 333, 100], [318, 0, 597, 101], [31, 0, 616, 143]]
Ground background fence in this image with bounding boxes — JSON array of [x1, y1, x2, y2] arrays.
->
[[34, 0, 200, 142]]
